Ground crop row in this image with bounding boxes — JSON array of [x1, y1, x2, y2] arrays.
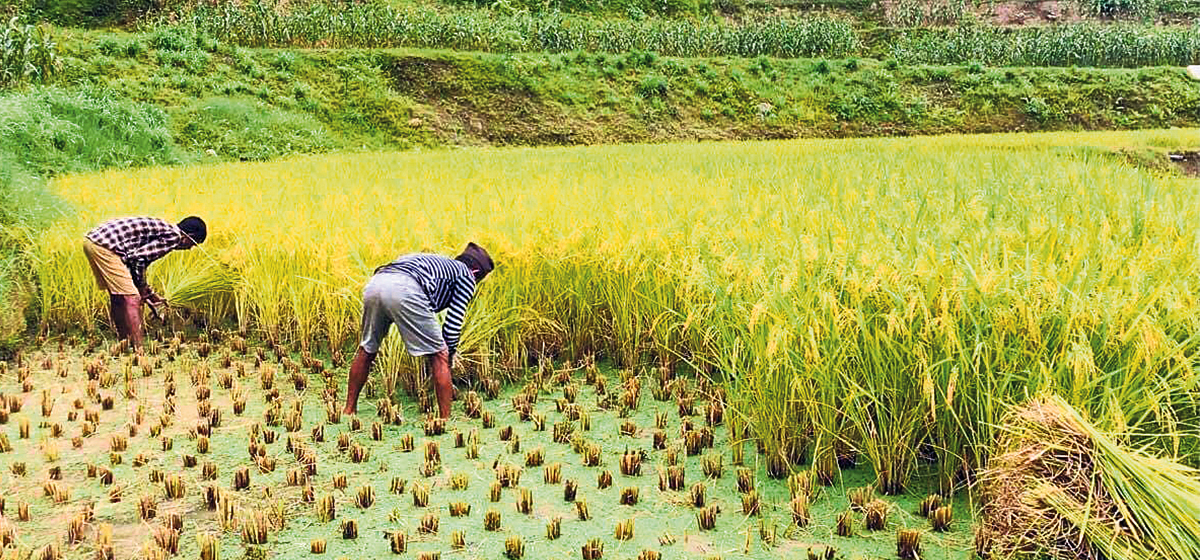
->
[[158, 1, 1200, 68]]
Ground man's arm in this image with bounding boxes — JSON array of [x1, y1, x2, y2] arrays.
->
[[441, 275, 476, 366], [123, 220, 180, 303]]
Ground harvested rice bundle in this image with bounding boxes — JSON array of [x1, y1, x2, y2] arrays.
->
[[978, 396, 1200, 560]]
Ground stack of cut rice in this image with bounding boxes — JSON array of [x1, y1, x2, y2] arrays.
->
[[977, 396, 1200, 560]]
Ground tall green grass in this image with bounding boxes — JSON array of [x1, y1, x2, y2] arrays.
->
[[162, 1, 861, 59], [0, 16, 59, 89], [159, 1, 1200, 67], [890, 24, 1200, 67]]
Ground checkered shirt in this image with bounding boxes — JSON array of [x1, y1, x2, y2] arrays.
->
[[85, 217, 183, 292]]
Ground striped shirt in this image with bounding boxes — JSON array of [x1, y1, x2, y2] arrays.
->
[[375, 254, 477, 357], [85, 217, 183, 292]]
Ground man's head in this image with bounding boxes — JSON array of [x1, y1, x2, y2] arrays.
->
[[177, 216, 207, 249], [455, 242, 494, 282]]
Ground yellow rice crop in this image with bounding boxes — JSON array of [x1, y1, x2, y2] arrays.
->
[[33, 129, 1200, 491]]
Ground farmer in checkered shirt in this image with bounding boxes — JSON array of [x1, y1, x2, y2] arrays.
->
[[83, 216, 208, 351]]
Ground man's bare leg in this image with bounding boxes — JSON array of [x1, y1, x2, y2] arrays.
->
[[429, 350, 452, 419], [343, 347, 376, 415], [109, 294, 128, 341], [120, 295, 144, 352]]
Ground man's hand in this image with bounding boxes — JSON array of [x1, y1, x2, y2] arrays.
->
[[143, 292, 167, 320]]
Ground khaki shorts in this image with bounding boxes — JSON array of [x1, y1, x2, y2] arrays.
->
[[83, 239, 138, 296]]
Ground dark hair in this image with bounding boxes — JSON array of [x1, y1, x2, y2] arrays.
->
[[455, 242, 494, 281], [178, 216, 207, 244]]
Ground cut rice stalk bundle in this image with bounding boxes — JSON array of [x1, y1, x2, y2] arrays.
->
[[979, 396, 1200, 560]]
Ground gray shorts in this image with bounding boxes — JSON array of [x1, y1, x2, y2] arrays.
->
[[360, 273, 447, 356]]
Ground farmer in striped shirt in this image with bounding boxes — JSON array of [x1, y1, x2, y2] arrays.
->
[[83, 216, 208, 351], [344, 243, 495, 419]]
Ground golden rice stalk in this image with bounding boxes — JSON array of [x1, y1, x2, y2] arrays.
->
[[451, 530, 466, 550], [930, 505, 953, 532], [544, 463, 562, 485], [516, 487, 533, 515], [546, 517, 561, 540], [316, 495, 335, 522], [219, 493, 237, 531], [388, 531, 406, 553], [234, 467, 250, 490], [737, 468, 754, 493], [575, 499, 590, 521], [581, 538, 604, 560], [742, 490, 761, 516], [412, 483, 429, 507], [483, 509, 501, 531], [449, 501, 470, 517], [918, 494, 942, 518], [690, 482, 706, 508], [36, 542, 61, 560], [349, 443, 369, 463], [495, 464, 521, 488], [423, 417, 445, 436], [490, 481, 502, 502], [619, 451, 641, 476], [164, 475, 186, 500], [354, 486, 374, 509], [620, 487, 639, 506], [153, 525, 179, 556], [848, 486, 874, 512], [505, 535, 524, 559], [418, 513, 438, 534], [94, 523, 113, 559], [241, 510, 269, 544], [583, 443, 601, 467], [791, 494, 811, 527], [865, 500, 889, 531], [139, 495, 157, 520], [390, 477, 407, 495], [897, 529, 922, 559], [563, 479, 578, 502], [525, 447, 544, 467], [340, 519, 357, 540], [65, 513, 85, 545], [310, 539, 326, 554], [598, 470, 613, 490], [615, 518, 634, 540], [198, 533, 219, 560], [697, 505, 718, 531]]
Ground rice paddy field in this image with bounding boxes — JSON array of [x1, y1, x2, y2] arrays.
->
[[0, 343, 974, 559], [11, 128, 1200, 558]]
